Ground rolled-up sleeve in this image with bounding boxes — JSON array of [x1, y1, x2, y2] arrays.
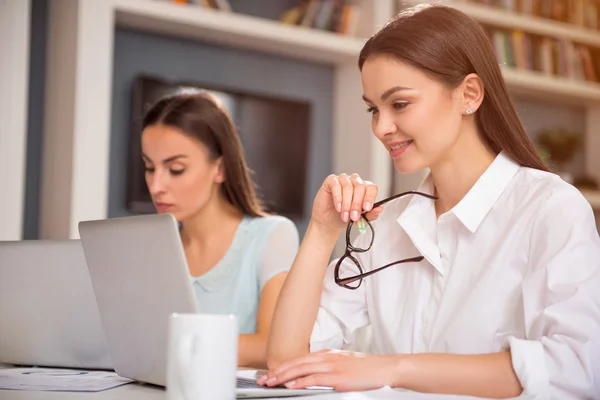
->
[[310, 233, 372, 352], [511, 187, 600, 399]]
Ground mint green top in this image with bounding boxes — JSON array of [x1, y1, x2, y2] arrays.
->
[[188, 215, 299, 334]]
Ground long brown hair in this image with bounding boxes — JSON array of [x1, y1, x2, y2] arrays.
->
[[142, 90, 268, 217], [359, 3, 549, 171]]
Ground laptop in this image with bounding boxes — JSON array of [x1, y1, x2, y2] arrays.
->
[[79, 214, 333, 398], [0, 240, 112, 370]]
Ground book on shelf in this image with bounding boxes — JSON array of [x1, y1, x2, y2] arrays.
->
[[487, 27, 599, 82], [279, 0, 362, 36], [464, 0, 598, 29]]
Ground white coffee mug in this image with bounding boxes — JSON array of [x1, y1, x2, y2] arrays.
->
[[166, 313, 238, 400]]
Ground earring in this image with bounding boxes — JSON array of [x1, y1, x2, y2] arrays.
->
[[465, 108, 473, 114]]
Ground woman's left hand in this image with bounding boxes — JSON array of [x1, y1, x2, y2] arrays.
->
[[257, 349, 402, 392]]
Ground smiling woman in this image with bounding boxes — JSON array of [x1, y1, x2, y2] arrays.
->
[[140, 91, 300, 369], [264, 3, 600, 399]]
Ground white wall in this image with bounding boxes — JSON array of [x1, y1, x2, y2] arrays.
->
[[0, 0, 31, 240]]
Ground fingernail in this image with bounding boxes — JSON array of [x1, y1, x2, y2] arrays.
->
[[364, 202, 372, 211], [342, 212, 349, 222], [336, 202, 342, 212], [285, 381, 296, 388], [351, 210, 359, 221], [266, 377, 277, 385], [257, 376, 266, 384]]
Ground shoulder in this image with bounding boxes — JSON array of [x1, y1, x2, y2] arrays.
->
[[512, 168, 600, 253], [246, 215, 298, 231], [513, 168, 593, 218], [244, 215, 299, 241]]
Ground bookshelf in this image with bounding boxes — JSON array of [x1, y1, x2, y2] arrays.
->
[[115, 0, 365, 64], [37, 0, 395, 239], [406, 0, 600, 47], [29, 0, 599, 239], [401, 0, 600, 106], [501, 67, 600, 105]]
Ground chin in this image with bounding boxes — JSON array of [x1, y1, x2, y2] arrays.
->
[[393, 158, 425, 175]]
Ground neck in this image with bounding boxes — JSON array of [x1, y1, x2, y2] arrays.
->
[[430, 123, 496, 217], [180, 191, 243, 247]]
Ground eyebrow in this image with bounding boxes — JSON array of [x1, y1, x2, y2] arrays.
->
[[362, 86, 413, 103], [141, 153, 187, 164]]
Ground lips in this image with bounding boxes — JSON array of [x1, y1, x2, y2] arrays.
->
[[154, 202, 173, 212], [388, 140, 413, 158]]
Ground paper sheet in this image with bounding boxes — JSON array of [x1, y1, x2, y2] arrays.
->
[[0, 367, 132, 392]]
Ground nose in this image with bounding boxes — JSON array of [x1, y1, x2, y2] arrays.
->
[[148, 170, 167, 197], [372, 111, 397, 139]]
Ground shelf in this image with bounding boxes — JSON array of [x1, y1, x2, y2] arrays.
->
[[581, 190, 600, 209], [400, 0, 600, 48], [501, 67, 600, 105], [112, 0, 365, 65]]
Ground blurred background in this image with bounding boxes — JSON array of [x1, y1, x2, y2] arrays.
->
[[1, 0, 599, 251]]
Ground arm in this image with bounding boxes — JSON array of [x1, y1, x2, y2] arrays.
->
[[266, 221, 340, 368], [267, 174, 382, 369], [392, 352, 521, 398], [238, 218, 299, 368], [238, 272, 288, 368], [505, 187, 600, 399], [395, 187, 600, 398]]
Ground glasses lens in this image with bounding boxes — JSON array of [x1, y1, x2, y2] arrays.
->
[[348, 217, 373, 252], [336, 256, 363, 289]]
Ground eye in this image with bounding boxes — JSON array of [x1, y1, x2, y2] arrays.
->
[[170, 169, 184, 176], [393, 102, 409, 110], [144, 166, 155, 173], [366, 106, 378, 115]]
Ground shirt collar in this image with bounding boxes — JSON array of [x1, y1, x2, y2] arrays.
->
[[395, 151, 520, 275], [451, 151, 520, 233], [397, 175, 444, 275]]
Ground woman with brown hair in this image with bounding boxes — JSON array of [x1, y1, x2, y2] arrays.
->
[[262, 3, 600, 398], [141, 90, 299, 368]]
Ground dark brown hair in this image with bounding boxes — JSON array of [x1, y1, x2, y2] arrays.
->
[[142, 90, 268, 217], [359, 3, 549, 172]]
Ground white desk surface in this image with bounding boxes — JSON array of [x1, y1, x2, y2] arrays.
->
[[0, 365, 530, 400], [0, 382, 164, 400]]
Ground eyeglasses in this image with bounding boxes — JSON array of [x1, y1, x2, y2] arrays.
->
[[334, 190, 438, 290]]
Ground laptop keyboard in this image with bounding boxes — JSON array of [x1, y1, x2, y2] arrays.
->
[[237, 377, 264, 389], [237, 377, 284, 389]]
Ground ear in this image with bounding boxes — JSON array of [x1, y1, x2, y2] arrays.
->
[[213, 157, 225, 184], [459, 73, 484, 115]]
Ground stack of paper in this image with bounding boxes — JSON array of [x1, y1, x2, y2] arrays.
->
[[0, 367, 132, 392]]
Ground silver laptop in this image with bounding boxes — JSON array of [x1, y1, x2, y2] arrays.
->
[[79, 214, 332, 398], [0, 240, 112, 370]]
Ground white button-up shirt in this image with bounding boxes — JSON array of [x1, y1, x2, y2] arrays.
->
[[310, 152, 600, 399]]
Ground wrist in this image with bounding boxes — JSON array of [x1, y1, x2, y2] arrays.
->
[[388, 354, 414, 388], [306, 220, 340, 245]]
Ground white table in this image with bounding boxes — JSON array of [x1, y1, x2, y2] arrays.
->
[[0, 382, 164, 400], [0, 365, 531, 400]]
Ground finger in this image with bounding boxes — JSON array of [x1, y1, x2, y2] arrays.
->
[[285, 373, 340, 390], [260, 352, 326, 383], [362, 181, 379, 212], [339, 174, 353, 223], [268, 361, 334, 388], [324, 174, 342, 212], [349, 174, 366, 222], [364, 205, 384, 221]]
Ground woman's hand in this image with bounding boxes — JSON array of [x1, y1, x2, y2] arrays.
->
[[257, 349, 402, 392], [311, 173, 384, 233]]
